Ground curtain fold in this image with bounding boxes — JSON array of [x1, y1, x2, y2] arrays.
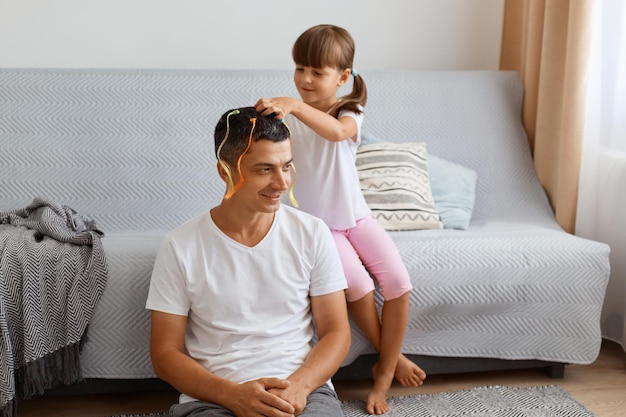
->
[[576, 0, 626, 351], [500, 0, 593, 233]]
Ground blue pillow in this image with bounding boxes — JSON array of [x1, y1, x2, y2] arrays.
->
[[359, 132, 477, 230], [427, 155, 477, 230], [360, 131, 384, 146]]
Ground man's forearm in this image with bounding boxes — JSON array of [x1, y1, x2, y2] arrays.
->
[[154, 348, 295, 416], [153, 347, 238, 405], [287, 328, 351, 393]]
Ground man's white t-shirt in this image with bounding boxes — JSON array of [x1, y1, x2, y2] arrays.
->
[[146, 204, 347, 403]]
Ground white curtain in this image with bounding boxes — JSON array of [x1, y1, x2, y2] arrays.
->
[[576, 0, 626, 350]]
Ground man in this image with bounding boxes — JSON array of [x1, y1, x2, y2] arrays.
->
[[146, 106, 351, 417]]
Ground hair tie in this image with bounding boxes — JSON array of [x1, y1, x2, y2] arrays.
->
[[351, 68, 358, 77]]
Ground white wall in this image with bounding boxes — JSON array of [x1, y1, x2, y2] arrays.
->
[[0, 0, 504, 71]]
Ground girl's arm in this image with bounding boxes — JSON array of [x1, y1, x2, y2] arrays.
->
[[255, 97, 358, 143]]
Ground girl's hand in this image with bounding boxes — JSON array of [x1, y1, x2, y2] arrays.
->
[[255, 97, 299, 120]]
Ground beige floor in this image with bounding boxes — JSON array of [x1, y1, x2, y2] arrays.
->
[[18, 339, 626, 417]]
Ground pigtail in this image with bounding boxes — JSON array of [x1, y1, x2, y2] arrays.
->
[[329, 72, 368, 118]]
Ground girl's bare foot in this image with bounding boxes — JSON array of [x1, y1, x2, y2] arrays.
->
[[395, 354, 426, 386], [366, 363, 394, 414]]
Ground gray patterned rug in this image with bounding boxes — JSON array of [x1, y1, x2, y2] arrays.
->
[[109, 385, 596, 417]]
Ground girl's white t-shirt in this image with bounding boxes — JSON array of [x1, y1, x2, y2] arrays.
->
[[145, 205, 347, 404], [287, 109, 371, 230]]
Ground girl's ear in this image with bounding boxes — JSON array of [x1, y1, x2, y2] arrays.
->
[[337, 68, 351, 86]]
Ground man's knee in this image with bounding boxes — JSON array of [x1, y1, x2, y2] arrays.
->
[[170, 400, 235, 417], [300, 384, 343, 417]]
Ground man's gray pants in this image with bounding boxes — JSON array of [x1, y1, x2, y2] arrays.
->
[[169, 383, 343, 416]]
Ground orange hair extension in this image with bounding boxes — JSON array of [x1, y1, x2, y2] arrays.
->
[[216, 109, 239, 196], [224, 117, 256, 200]]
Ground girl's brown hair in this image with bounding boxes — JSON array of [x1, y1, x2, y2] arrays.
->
[[292, 24, 367, 118]]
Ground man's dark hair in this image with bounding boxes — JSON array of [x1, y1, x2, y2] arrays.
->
[[214, 106, 291, 167]]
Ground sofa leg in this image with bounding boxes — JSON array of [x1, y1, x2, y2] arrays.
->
[[544, 363, 565, 378]]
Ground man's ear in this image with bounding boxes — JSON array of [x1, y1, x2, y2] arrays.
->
[[217, 160, 231, 182], [338, 68, 351, 86]]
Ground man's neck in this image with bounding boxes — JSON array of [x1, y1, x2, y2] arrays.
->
[[210, 204, 275, 247]]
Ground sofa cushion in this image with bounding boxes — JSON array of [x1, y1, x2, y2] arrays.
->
[[356, 142, 443, 230]]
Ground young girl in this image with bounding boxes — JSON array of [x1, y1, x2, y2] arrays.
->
[[255, 24, 426, 415]]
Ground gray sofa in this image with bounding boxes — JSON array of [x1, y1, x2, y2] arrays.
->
[[0, 68, 610, 394]]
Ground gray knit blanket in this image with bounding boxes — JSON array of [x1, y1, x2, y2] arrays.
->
[[0, 198, 108, 417]]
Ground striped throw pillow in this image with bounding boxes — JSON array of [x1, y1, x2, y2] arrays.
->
[[356, 142, 443, 231]]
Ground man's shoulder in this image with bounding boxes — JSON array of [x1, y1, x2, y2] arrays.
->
[[166, 209, 213, 240], [278, 205, 334, 239], [280, 204, 327, 227]]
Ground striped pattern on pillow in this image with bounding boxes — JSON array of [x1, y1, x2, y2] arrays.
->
[[356, 142, 443, 230]]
